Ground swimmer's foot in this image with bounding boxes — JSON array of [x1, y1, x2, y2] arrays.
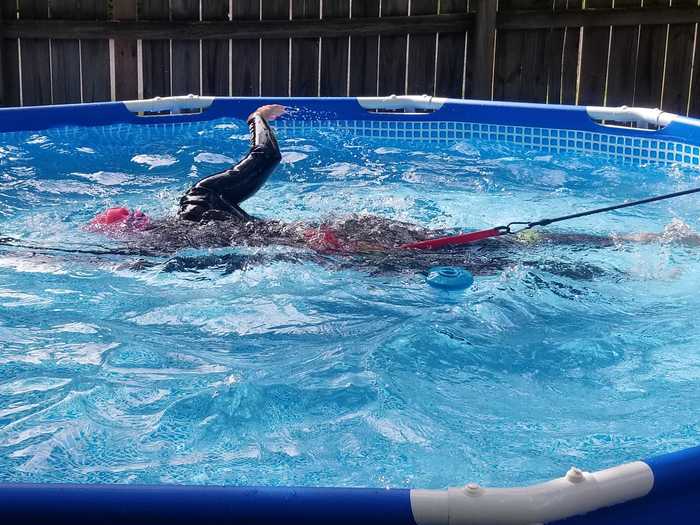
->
[[622, 219, 700, 246]]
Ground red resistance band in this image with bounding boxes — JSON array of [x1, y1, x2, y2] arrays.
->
[[400, 227, 507, 250]]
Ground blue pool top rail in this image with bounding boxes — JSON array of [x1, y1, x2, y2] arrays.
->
[[1, 446, 699, 524], [0, 94, 699, 168]]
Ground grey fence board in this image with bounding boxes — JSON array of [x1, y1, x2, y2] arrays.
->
[[261, 1, 289, 97], [112, 0, 138, 101], [19, 0, 51, 106], [378, 0, 409, 95], [407, 0, 438, 96], [291, 0, 320, 96], [320, 0, 349, 96], [140, 0, 171, 100], [231, 0, 259, 96], [171, 0, 200, 96], [436, 0, 469, 99], [201, 0, 229, 96], [349, 0, 379, 96]]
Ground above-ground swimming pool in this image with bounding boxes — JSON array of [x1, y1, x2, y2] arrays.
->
[[1, 95, 700, 524]]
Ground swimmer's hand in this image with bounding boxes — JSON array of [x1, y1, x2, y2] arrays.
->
[[249, 104, 286, 122]]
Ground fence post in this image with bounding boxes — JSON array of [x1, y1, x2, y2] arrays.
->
[[472, 0, 497, 100]]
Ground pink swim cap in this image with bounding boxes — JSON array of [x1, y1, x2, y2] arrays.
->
[[87, 207, 150, 233]]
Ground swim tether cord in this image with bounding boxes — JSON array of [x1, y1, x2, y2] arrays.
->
[[401, 186, 700, 250]]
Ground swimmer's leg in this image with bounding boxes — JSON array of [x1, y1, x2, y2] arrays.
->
[[179, 112, 282, 222]]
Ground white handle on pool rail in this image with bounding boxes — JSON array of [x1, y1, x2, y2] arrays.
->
[[123, 94, 215, 114], [357, 95, 448, 112], [410, 460, 654, 525], [586, 105, 677, 128]]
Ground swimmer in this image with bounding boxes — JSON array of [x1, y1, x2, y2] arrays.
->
[[87, 104, 700, 264], [89, 104, 436, 254]]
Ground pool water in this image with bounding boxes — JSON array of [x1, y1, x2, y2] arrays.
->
[[1, 117, 700, 489]]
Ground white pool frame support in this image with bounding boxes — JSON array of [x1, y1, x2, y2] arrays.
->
[[119, 95, 679, 132], [410, 461, 654, 525], [585, 105, 677, 129], [356, 94, 448, 112], [123, 94, 216, 114]]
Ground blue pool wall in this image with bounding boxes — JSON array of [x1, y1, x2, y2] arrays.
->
[[0, 98, 699, 168], [1, 447, 699, 524]]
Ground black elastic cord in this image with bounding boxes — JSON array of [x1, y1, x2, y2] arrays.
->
[[506, 186, 700, 233], [0, 237, 156, 257]]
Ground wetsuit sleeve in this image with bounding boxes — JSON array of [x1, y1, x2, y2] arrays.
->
[[538, 232, 616, 247], [179, 113, 282, 222]]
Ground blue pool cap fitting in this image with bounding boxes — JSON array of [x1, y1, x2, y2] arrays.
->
[[426, 266, 474, 290]]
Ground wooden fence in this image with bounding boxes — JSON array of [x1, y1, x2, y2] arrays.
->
[[1, 1, 699, 117]]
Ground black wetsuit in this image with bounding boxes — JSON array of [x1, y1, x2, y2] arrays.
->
[[178, 113, 282, 223]]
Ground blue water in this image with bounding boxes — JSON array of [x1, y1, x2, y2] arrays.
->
[[1, 117, 700, 489]]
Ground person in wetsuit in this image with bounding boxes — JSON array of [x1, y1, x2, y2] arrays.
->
[[90, 103, 432, 253], [86, 103, 700, 276]]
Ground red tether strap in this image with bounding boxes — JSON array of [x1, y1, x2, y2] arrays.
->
[[401, 227, 506, 250]]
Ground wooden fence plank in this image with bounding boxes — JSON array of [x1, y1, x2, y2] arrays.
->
[[378, 0, 409, 95], [349, 0, 379, 96], [436, 0, 468, 99], [559, 0, 582, 104], [494, 0, 551, 103], [50, 0, 81, 104], [578, 0, 612, 106], [79, 0, 109, 102], [201, 0, 229, 96], [606, 0, 641, 107], [140, 0, 171, 99], [291, 0, 320, 96], [231, 0, 259, 96], [661, 0, 696, 114], [261, 1, 290, 96], [171, 0, 200, 95], [690, 1, 700, 117], [472, 0, 497, 99], [635, 0, 670, 108], [407, 0, 438, 95], [320, 0, 349, 96], [545, 0, 582, 105], [113, 0, 138, 100], [0, 2, 17, 106], [2, 38, 20, 107], [19, 0, 51, 105]]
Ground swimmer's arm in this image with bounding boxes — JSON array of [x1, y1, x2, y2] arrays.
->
[[242, 106, 284, 165], [203, 106, 284, 191], [179, 105, 285, 222]]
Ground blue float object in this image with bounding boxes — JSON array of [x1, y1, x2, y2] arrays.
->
[[426, 266, 474, 290]]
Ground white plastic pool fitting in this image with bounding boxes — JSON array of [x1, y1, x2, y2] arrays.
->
[[357, 94, 448, 113], [123, 94, 216, 114], [410, 460, 654, 525], [586, 105, 677, 129]]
